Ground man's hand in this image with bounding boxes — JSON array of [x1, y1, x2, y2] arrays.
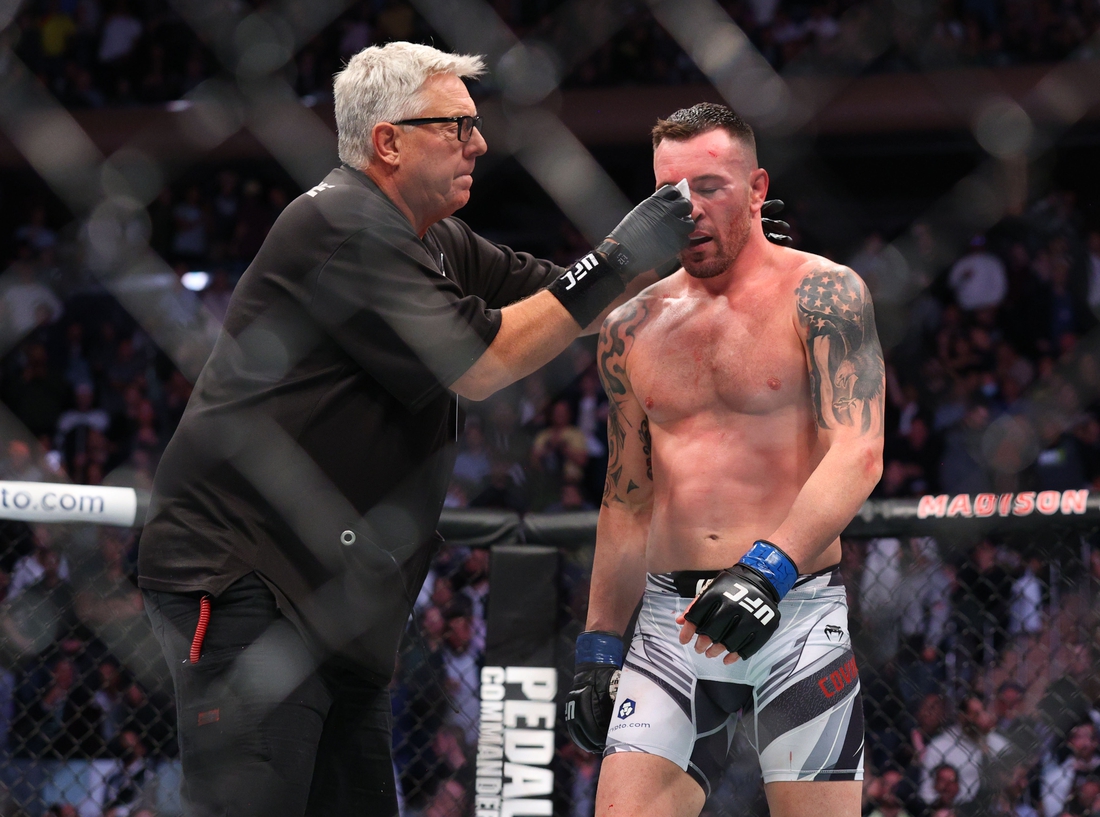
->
[[762, 199, 793, 246], [548, 184, 692, 327], [565, 631, 623, 753], [677, 540, 798, 663], [600, 183, 694, 283]]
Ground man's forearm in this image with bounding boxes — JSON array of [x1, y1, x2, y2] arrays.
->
[[765, 441, 882, 569], [450, 290, 580, 400], [586, 506, 650, 634]]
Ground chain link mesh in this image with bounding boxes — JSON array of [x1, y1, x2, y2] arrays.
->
[[3, 0, 1100, 815], [2, 518, 1099, 816]]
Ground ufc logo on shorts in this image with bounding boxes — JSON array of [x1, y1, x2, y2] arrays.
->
[[560, 253, 599, 291], [565, 700, 576, 720], [722, 583, 776, 625]]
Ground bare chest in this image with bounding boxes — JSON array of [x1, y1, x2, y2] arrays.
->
[[628, 296, 809, 423]]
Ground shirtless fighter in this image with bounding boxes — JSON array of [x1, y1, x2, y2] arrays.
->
[[564, 103, 884, 817]]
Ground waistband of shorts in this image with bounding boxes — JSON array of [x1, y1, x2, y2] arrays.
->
[[648, 564, 844, 598]]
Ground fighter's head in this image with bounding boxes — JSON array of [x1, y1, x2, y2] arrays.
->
[[652, 103, 769, 279], [652, 103, 758, 164]]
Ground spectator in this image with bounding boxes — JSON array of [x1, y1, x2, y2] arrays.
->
[[456, 548, 489, 655], [924, 763, 962, 815], [1008, 552, 1045, 642], [441, 603, 479, 750], [92, 656, 129, 745], [72, 527, 157, 681], [393, 605, 449, 810], [200, 269, 234, 324], [10, 653, 104, 759], [0, 439, 46, 483], [102, 729, 151, 813], [906, 694, 950, 778], [97, 1, 143, 83], [483, 397, 531, 483], [1041, 722, 1100, 817], [9, 525, 71, 600], [14, 206, 58, 253], [952, 538, 1014, 676], [861, 537, 904, 666], [938, 401, 994, 495], [452, 417, 492, 495], [54, 383, 110, 473], [920, 695, 1010, 807], [866, 769, 915, 817], [1038, 642, 1098, 745], [469, 452, 529, 513], [3, 340, 69, 437], [3, 538, 84, 665], [948, 235, 1007, 312], [993, 681, 1042, 760], [1, 259, 63, 344], [529, 399, 589, 509], [171, 185, 209, 261], [987, 761, 1039, 817], [1087, 230, 1100, 316]]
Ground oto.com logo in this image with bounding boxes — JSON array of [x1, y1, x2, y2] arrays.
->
[[608, 698, 650, 731]]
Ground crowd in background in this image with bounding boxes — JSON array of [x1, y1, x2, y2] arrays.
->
[[8, 0, 1100, 113], [3, 10, 1100, 807]]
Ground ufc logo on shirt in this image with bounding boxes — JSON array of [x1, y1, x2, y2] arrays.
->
[[722, 582, 776, 625], [560, 253, 599, 290]]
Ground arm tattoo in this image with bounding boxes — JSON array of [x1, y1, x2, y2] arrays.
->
[[598, 300, 651, 507], [796, 267, 885, 435]]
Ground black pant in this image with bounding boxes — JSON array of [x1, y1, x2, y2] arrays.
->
[[144, 573, 398, 817]]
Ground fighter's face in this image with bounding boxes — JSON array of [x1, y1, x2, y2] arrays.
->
[[653, 130, 767, 279], [397, 73, 487, 224]]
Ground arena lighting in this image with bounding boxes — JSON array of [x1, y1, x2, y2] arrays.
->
[[181, 270, 210, 291]]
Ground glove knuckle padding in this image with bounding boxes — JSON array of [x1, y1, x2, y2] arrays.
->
[[684, 566, 782, 659], [608, 186, 694, 279]]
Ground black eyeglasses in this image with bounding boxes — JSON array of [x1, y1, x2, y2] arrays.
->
[[394, 115, 482, 142]]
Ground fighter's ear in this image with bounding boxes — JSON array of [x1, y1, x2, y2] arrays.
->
[[749, 168, 770, 211]]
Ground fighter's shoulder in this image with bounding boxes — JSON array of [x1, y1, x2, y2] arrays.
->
[[601, 283, 665, 342], [783, 250, 869, 303], [782, 249, 863, 283]]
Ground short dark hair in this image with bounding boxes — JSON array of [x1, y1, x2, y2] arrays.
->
[[652, 103, 756, 159]]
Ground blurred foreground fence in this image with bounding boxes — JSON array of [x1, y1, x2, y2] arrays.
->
[[1, 487, 1099, 817]]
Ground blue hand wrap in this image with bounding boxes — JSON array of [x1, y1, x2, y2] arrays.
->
[[738, 540, 799, 599], [575, 632, 623, 667]]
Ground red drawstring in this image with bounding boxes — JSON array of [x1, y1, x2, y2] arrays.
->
[[190, 596, 211, 663]]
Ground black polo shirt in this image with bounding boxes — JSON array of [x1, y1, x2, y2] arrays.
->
[[138, 165, 562, 680]]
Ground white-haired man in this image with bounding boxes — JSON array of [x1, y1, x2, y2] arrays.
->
[[138, 41, 692, 816]]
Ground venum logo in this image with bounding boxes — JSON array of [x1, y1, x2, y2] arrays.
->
[[824, 624, 844, 641], [618, 698, 636, 719]]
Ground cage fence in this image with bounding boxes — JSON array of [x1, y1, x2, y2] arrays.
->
[[2, 0, 1100, 816], [0, 504, 1098, 816]]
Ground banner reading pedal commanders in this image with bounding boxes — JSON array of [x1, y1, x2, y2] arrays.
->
[[478, 544, 559, 817]]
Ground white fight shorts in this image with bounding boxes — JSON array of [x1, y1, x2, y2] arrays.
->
[[605, 567, 864, 796]]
